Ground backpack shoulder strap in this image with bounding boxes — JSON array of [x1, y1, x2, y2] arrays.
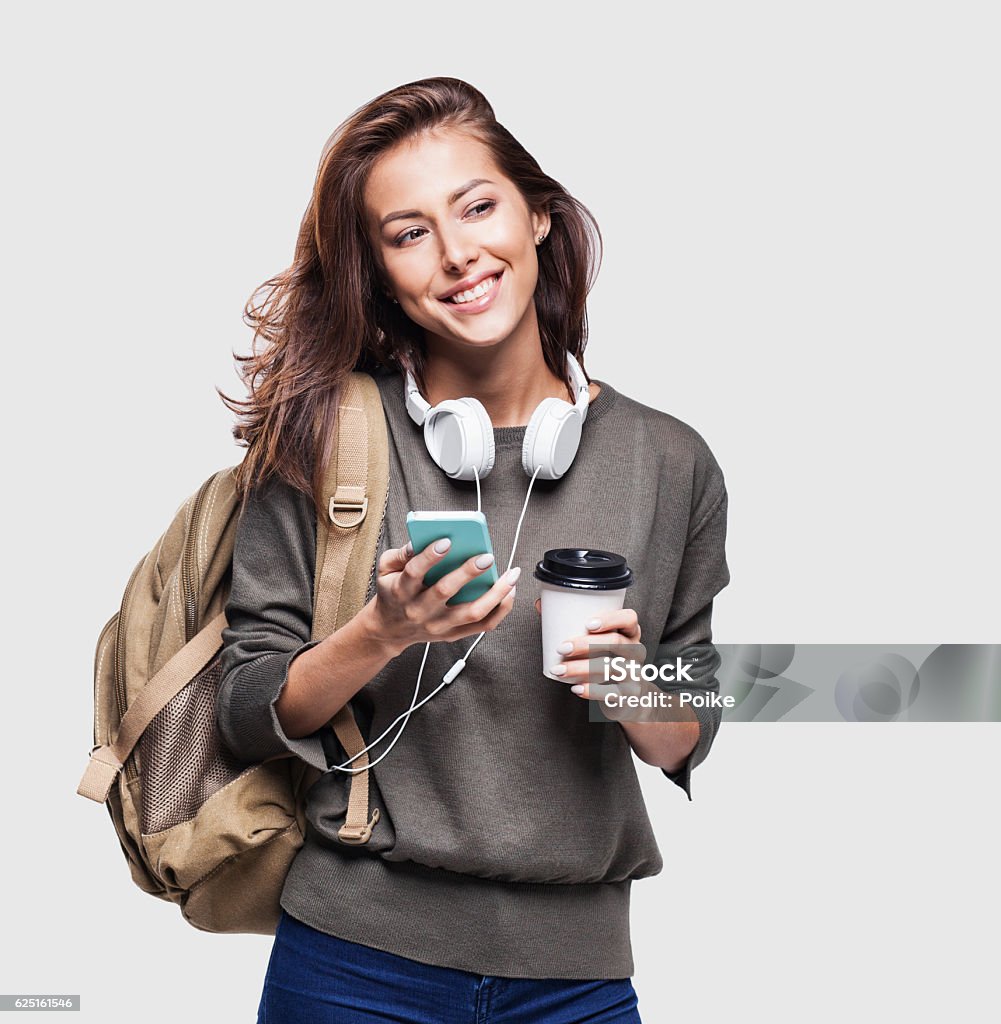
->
[[77, 609, 227, 802], [312, 371, 390, 635], [312, 371, 390, 845]]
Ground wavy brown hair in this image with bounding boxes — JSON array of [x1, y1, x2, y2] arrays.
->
[[218, 76, 602, 511]]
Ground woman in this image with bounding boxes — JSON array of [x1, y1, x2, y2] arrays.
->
[[217, 76, 730, 1024]]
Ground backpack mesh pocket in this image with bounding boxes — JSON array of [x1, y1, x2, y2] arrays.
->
[[138, 652, 248, 834]]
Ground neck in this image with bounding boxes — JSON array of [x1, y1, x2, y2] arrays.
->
[[421, 321, 579, 428]]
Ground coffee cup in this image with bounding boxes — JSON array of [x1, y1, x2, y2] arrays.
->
[[534, 549, 635, 681]]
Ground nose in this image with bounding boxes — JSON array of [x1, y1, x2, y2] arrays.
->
[[438, 222, 478, 274]]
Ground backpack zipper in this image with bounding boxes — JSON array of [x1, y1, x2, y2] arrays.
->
[[93, 612, 118, 743], [114, 555, 145, 783]]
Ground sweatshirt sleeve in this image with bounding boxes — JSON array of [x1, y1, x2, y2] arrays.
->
[[215, 476, 335, 773], [658, 466, 730, 801]]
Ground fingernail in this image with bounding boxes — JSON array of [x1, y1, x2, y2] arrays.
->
[[403, 541, 414, 557], [510, 587, 517, 599], [571, 684, 585, 694], [475, 553, 495, 569], [504, 566, 522, 585], [586, 618, 602, 630], [550, 664, 567, 676], [434, 538, 452, 554], [557, 641, 574, 655]]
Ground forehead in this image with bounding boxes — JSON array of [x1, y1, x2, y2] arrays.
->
[[364, 129, 507, 219]]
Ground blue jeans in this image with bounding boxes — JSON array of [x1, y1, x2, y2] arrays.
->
[[258, 909, 643, 1023]]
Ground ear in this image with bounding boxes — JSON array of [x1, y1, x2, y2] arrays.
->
[[531, 208, 552, 244]]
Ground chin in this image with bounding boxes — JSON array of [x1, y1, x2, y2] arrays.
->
[[433, 317, 522, 349], [422, 296, 536, 351], [447, 332, 510, 351]]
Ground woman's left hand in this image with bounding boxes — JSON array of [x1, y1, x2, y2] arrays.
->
[[533, 599, 647, 702]]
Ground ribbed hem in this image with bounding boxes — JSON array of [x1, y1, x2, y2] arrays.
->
[[280, 838, 635, 980]]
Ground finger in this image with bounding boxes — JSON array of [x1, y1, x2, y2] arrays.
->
[[555, 631, 635, 661], [570, 679, 668, 724], [418, 556, 520, 617], [549, 647, 648, 684], [441, 585, 516, 641], [582, 608, 641, 642], [458, 564, 521, 622], [566, 679, 637, 721], [534, 597, 541, 615], [377, 540, 415, 575], [395, 537, 456, 598], [570, 680, 635, 705], [547, 658, 593, 682]]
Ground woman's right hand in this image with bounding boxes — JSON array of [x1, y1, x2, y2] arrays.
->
[[359, 538, 520, 655]]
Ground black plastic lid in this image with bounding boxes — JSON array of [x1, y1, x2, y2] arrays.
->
[[533, 548, 634, 591]]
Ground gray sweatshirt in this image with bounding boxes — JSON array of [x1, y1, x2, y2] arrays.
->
[[216, 369, 730, 979]]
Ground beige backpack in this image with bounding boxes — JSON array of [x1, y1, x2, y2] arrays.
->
[[76, 372, 389, 934]]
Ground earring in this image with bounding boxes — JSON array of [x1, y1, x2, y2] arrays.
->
[[537, 234, 545, 244]]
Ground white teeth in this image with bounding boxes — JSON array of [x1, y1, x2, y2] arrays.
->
[[447, 274, 498, 304]]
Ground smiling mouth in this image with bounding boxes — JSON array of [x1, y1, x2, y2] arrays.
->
[[441, 272, 503, 307]]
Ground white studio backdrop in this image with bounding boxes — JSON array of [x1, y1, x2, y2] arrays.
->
[[2, 2, 998, 1021]]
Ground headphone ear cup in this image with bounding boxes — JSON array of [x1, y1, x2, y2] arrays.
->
[[523, 398, 584, 480], [463, 396, 496, 480], [424, 397, 495, 481]]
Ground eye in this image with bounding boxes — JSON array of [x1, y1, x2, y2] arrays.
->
[[393, 226, 427, 248], [466, 200, 495, 217]]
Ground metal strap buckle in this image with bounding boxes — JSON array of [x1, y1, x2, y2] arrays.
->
[[329, 485, 368, 530]]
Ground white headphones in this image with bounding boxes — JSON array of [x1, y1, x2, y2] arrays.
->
[[404, 352, 591, 482]]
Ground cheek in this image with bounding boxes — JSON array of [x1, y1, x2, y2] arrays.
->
[[489, 215, 534, 258], [481, 224, 539, 295], [384, 256, 432, 302]]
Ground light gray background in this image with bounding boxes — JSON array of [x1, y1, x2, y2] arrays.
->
[[3, 2, 998, 1021]]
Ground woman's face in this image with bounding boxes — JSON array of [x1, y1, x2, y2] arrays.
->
[[364, 129, 550, 354]]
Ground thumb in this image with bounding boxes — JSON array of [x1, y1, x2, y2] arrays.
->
[[378, 541, 414, 575]]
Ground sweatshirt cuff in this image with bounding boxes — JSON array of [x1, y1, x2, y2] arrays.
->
[[660, 702, 716, 801], [218, 640, 332, 773], [269, 641, 335, 773]]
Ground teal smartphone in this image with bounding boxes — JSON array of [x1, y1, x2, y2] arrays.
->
[[405, 511, 499, 605]]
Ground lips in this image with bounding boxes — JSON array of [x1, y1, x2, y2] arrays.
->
[[439, 270, 504, 303], [439, 271, 503, 314]]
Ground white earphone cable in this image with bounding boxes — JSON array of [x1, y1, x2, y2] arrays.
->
[[456, 462, 541, 663], [328, 641, 438, 773], [328, 462, 543, 773]]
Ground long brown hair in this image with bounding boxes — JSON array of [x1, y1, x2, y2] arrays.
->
[[218, 76, 602, 511]]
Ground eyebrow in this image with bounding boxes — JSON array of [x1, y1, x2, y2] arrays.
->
[[379, 178, 496, 229]]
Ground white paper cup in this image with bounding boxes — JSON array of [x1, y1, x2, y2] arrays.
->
[[538, 583, 629, 680], [534, 549, 635, 681]]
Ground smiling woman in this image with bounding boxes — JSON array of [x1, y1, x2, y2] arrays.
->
[[215, 76, 729, 1024]]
